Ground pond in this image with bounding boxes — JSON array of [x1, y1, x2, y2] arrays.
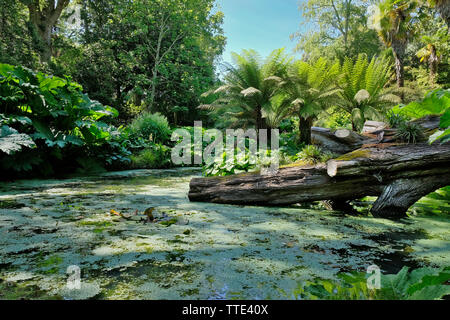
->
[[0, 168, 449, 299]]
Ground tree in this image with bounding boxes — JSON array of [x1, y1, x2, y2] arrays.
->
[[199, 49, 292, 131], [21, 0, 70, 63], [372, 0, 417, 87], [413, 10, 448, 87], [293, 0, 381, 61], [338, 54, 400, 131], [418, 0, 450, 34], [121, 0, 225, 119], [0, 0, 37, 67], [54, 0, 225, 121], [280, 58, 342, 145]]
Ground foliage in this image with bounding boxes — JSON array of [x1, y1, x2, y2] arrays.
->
[[280, 57, 341, 144], [0, 0, 39, 68], [56, 0, 226, 121], [200, 48, 292, 130], [394, 122, 425, 143], [338, 54, 399, 131], [392, 88, 450, 118], [130, 144, 172, 169], [294, 145, 336, 165], [202, 149, 258, 177], [293, 0, 381, 61], [0, 63, 128, 176], [386, 110, 409, 128], [372, 0, 417, 86], [391, 89, 450, 143], [279, 120, 305, 157], [288, 266, 450, 300], [316, 106, 352, 130], [129, 112, 172, 144], [0, 125, 36, 155], [379, 266, 450, 300]]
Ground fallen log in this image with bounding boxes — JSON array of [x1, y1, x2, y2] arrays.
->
[[311, 127, 374, 154], [311, 116, 441, 154], [188, 143, 450, 219], [365, 115, 441, 143]]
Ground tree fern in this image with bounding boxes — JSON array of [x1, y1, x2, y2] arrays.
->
[[338, 54, 396, 131], [278, 57, 342, 144], [200, 48, 292, 130]]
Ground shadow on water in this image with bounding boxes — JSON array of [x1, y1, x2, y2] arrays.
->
[[365, 229, 428, 274]]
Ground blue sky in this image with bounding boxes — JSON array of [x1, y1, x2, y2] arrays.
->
[[215, 0, 304, 64]]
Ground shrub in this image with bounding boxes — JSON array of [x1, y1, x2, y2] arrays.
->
[[130, 144, 172, 169], [202, 149, 258, 177], [391, 88, 450, 144], [287, 266, 450, 300], [295, 145, 336, 165], [0, 63, 128, 177], [129, 112, 172, 144], [386, 110, 409, 128]]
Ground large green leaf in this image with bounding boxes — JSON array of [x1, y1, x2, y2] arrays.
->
[[0, 125, 35, 155], [392, 89, 450, 119], [440, 108, 450, 128]]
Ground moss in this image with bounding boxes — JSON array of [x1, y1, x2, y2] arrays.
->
[[0, 281, 61, 300], [36, 254, 63, 274], [160, 218, 178, 227], [181, 288, 200, 297], [335, 149, 371, 161], [0, 199, 25, 209], [280, 160, 311, 168], [78, 221, 114, 227]]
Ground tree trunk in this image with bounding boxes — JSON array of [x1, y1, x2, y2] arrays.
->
[[435, 1, 450, 34], [256, 105, 264, 131], [393, 51, 404, 88], [188, 143, 450, 219], [311, 127, 373, 154], [299, 116, 313, 145], [148, 29, 163, 112], [26, 0, 70, 64], [371, 175, 447, 219], [428, 44, 438, 86]]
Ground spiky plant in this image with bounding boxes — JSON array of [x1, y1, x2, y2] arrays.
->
[[338, 54, 401, 131], [394, 122, 425, 143], [279, 57, 342, 145], [199, 48, 292, 130]]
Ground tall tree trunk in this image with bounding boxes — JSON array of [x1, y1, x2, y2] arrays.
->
[[148, 28, 163, 112], [393, 51, 404, 88], [256, 105, 264, 130], [428, 44, 438, 86], [435, 0, 450, 34], [299, 116, 313, 145], [25, 0, 70, 64]]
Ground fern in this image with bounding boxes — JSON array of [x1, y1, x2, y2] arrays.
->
[[338, 54, 395, 131]]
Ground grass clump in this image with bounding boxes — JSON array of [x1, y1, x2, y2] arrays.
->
[[295, 145, 336, 165], [394, 122, 425, 144]]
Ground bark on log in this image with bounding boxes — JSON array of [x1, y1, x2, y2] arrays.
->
[[188, 143, 450, 219], [310, 115, 441, 154], [366, 115, 441, 143], [311, 127, 374, 154]]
